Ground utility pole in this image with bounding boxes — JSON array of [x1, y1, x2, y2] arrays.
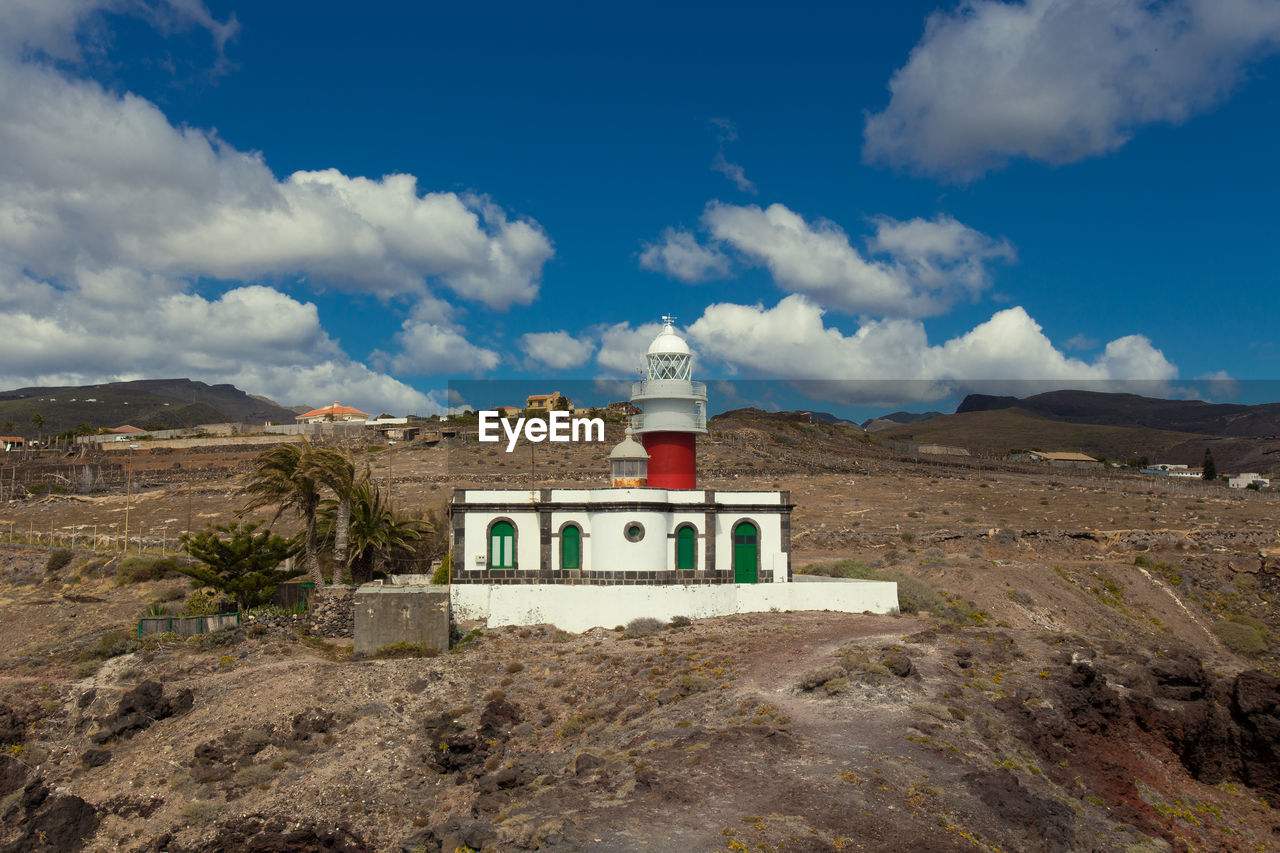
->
[[123, 448, 132, 553]]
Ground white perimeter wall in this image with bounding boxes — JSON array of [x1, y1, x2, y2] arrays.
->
[[450, 578, 898, 633]]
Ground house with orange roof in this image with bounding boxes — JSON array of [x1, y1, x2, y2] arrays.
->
[[296, 401, 370, 424]]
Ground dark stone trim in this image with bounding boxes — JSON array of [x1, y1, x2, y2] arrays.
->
[[453, 501, 794, 515], [451, 569, 737, 586], [452, 506, 465, 570], [704, 510, 716, 574], [538, 504, 552, 580]]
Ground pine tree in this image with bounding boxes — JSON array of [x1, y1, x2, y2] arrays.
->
[[1202, 448, 1217, 481]]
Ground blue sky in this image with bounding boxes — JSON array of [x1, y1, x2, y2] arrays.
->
[[2, 1, 1279, 417]]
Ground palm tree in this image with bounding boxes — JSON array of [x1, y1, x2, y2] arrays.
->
[[320, 475, 426, 583], [30, 413, 44, 446], [307, 448, 355, 573], [237, 441, 322, 585]]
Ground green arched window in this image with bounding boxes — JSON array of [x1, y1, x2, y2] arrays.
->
[[676, 525, 696, 571], [489, 520, 515, 569], [561, 525, 581, 570]]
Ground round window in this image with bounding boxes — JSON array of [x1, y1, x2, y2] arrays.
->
[[624, 522, 645, 542]]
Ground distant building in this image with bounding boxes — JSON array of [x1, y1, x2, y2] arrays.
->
[[525, 391, 570, 413], [1, 436, 23, 451], [1228, 473, 1269, 489], [1026, 451, 1099, 465], [108, 425, 147, 435], [296, 402, 369, 424], [1167, 468, 1204, 479]]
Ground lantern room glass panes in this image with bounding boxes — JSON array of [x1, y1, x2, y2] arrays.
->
[[611, 457, 647, 481], [646, 351, 691, 380]]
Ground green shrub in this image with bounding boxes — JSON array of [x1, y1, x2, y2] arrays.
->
[[431, 553, 451, 585], [115, 556, 180, 585], [181, 589, 220, 616], [188, 626, 243, 650], [45, 549, 74, 574], [181, 800, 221, 825], [373, 642, 439, 659], [1213, 620, 1268, 655], [88, 630, 140, 660], [623, 617, 664, 638]]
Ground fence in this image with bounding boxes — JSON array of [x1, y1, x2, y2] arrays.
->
[[270, 581, 314, 610], [137, 612, 240, 638]]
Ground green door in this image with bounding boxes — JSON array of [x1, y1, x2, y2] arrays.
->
[[561, 525, 581, 570], [732, 521, 758, 583], [677, 526, 696, 571], [489, 521, 515, 568]]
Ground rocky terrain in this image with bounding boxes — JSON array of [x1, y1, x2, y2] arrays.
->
[[2, 424, 1280, 851]]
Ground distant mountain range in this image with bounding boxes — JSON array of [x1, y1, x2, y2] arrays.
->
[[957, 390, 1280, 437], [861, 411, 945, 432], [0, 379, 301, 438], [877, 391, 1280, 473]]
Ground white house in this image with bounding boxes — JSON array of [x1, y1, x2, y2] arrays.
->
[[444, 318, 899, 631], [452, 487, 792, 583], [1228, 473, 1269, 489]]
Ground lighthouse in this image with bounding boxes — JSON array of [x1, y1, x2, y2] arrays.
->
[[630, 316, 707, 489]]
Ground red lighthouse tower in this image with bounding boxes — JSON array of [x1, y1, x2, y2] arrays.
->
[[630, 316, 707, 489]]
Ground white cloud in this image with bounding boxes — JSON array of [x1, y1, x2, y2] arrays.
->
[[0, 19, 552, 310], [712, 152, 757, 195], [519, 331, 595, 371], [595, 321, 667, 376], [639, 228, 731, 283], [0, 273, 442, 415], [699, 202, 1012, 317], [0, 1, 542, 411], [590, 295, 1178, 403], [864, 0, 1280, 180], [387, 321, 502, 376]]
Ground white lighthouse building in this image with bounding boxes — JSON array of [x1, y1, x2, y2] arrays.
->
[[445, 319, 898, 631]]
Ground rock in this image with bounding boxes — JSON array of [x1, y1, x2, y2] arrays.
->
[[881, 651, 915, 678], [0, 754, 27, 798], [796, 665, 846, 691], [90, 681, 195, 744], [0, 791, 99, 853], [191, 815, 371, 853], [478, 697, 521, 734], [573, 751, 604, 776], [80, 748, 112, 767]]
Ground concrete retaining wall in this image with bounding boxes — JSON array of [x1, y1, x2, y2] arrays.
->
[[353, 586, 451, 655], [449, 577, 898, 632]]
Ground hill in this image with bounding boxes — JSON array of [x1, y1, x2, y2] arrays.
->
[[862, 410, 944, 431], [958, 389, 1280, 437], [878, 407, 1216, 461], [0, 379, 301, 438]]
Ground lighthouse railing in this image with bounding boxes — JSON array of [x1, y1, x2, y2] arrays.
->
[[631, 408, 707, 433], [630, 379, 707, 401]]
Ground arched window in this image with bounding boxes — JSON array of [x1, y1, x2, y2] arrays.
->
[[489, 520, 515, 569], [561, 524, 581, 570], [676, 525, 697, 571], [732, 520, 758, 583]]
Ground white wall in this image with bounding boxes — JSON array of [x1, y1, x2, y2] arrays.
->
[[449, 579, 897, 632]]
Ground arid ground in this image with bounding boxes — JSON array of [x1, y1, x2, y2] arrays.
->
[[2, 421, 1280, 851]]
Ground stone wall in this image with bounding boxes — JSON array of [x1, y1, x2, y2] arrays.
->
[[307, 586, 356, 638]]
